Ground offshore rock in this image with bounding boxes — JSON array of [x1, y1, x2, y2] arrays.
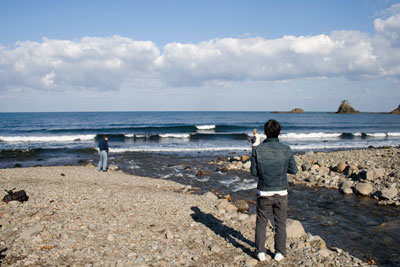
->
[[391, 104, 400, 114], [336, 100, 360, 114]]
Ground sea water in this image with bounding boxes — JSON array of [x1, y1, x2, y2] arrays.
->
[[1, 111, 400, 155]]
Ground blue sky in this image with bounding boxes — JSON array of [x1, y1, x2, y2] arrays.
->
[[0, 0, 400, 112]]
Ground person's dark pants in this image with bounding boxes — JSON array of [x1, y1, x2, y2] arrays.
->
[[255, 194, 288, 255]]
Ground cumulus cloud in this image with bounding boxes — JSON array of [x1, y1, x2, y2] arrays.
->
[[0, 36, 160, 92], [1, 8, 400, 92]]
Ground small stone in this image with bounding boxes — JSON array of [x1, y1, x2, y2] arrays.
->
[[108, 164, 120, 171], [286, 218, 306, 239], [107, 233, 115, 242], [241, 155, 250, 162], [203, 192, 218, 201], [355, 182, 373, 196], [232, 200, 249, 212], [318, 248, 332, 257], [243, 161, 251, 169], [244, 258, 259, 266], [210, 245, 221, 253], [165, 230, 174, 240], [380, 187, 398, 200], [336, 163, 347, 173], [302, 162, 311, 171], [366, 168, 385, 181]]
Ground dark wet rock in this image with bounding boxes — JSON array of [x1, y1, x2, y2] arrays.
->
[[197, 170, 212, 177], [13, 163, 22, 168]]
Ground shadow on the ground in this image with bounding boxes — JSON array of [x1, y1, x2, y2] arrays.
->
[[190, 206, 254, 257]]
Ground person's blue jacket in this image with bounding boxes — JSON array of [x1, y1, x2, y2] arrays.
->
[[251, 138, 298, 191], [98, 139, 109, 152]]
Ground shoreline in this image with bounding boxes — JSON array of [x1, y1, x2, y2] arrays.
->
[[0, 166, 373, 266]]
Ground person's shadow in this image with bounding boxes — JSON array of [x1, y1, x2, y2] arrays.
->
[[190, 206, 255, 257]]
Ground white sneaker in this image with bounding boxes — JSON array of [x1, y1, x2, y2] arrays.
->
[[274, 252, 284, 262], [257, 252, 266, 262]]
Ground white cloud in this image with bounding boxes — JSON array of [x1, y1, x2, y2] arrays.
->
[[1, 8, 400, 92]]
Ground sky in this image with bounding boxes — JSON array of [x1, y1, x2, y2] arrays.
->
[[0, 0, 400, 112]]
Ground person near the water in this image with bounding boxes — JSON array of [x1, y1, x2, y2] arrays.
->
[[250, 119, 298, 262], [97, 136, 109, 172]]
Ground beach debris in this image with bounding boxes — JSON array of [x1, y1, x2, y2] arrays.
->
[[2, 188, 29, 203]]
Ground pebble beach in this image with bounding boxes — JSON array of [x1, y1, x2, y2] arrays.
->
[[0, 163, 377, 266]]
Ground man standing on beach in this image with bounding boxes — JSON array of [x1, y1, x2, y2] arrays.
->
[[250, 119, 298, 262], [97, 136, 109, 172]]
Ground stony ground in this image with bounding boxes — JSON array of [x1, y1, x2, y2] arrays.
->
[[0, 166, 373, 266], [216, 146, 400, 206]]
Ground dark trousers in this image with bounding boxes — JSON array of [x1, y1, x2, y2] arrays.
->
[[255, 194, 288, 255]]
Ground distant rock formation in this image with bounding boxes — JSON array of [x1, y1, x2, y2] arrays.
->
[[290, 108, 304, 113], [336, 100, 360, 114], [271, 108, 304, 114], [391, 105, 400, 114]]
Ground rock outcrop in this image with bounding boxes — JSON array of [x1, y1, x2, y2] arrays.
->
[[290, 108, 304, 113], [391, 105, 400, 114], [336, 100, 360, 114]]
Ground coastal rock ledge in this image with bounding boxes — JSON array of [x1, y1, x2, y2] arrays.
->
[[0, 166, 372, 266]]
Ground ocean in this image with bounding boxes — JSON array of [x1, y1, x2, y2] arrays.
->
[[1, 111, 400, 155], [1, 111, 400, 265]]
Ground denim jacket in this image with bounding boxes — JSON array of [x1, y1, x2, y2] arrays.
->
[[251, 138, 298, 191]]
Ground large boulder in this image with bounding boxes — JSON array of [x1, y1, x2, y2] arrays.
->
[[355, 182, 374, 196], [336, 100, 360, 114], [286, 219, 306, 239]]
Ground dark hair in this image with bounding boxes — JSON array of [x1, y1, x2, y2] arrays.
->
[[264, 119, 281, 138]]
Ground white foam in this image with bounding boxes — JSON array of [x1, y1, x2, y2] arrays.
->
[[125, 134, 134, 138], [388, 132, 400, 137], [353, 133, 362, 137], [196, 125, 216, 130], [219, 176, 240, 185], [110, 146, 251, 153], [280, 132, 342, 139], [366, 133, 387, 137], [232, 180, 258, 192], [158, 133, 191, 138], [134, 134, 148, 138], [0, 134, 96, 142]]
